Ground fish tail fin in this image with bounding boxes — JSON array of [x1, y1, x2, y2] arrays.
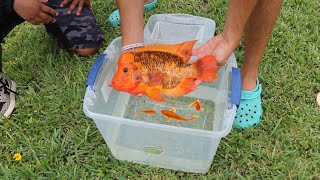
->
[[191, 115, 199, 120], [192, 55, 218, 82]]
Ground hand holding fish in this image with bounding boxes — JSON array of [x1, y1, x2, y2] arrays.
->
[[192, 33, 235, 69], [190, 33, 236, 86]]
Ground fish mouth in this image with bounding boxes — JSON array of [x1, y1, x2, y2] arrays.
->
[[111, 82, 139, 93]]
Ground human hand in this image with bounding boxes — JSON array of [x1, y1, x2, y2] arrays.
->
[[191, 33, 237, 86], [13, 0, 58, 25], [60, 0, 91, 16], [192, 33, 236, 68]]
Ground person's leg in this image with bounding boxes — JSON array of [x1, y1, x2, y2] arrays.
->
[[242, 0, 283, 90], [234, 0, 282, 129], [44, 1, 104, 57], [107, 0, 145, 88], [109, 0, 157, 28], [117, 0, 145, 47]]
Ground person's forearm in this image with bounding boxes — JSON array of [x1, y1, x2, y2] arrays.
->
[[222, 0, 257, 49], [117, 0, 144, 47]]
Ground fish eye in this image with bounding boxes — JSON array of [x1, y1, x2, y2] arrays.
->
[[123, 67, 129, 73]]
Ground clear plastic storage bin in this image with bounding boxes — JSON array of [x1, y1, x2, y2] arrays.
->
[[83, 14, 241, 173]]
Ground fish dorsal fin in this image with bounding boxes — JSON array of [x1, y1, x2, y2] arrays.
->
[[134, 40, 197, 63], [170, 108, 176, 113]]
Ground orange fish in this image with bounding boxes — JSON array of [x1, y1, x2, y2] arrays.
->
[[110, 40, 218, 102], [161, 108, 198, 122], [188, 100, 203, 111], [136, 109, 156, 116]]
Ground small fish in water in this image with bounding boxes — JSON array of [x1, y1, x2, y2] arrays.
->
[[161, 108, 198, 122], [109, 40, 218, 102], [188, 100, 204, 111], [136, 109, 156, 116]]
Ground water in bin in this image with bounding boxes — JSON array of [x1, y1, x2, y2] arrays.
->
[[97, 14, 230, 132]]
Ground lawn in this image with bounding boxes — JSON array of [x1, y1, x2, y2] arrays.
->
[[0, 0, 319, 179]]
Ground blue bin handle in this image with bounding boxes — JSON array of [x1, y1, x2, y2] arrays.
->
[[86, 53, 106, 87], [231, 67, 242, 107]]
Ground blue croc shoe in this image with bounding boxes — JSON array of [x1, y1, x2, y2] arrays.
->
[[234, 80, 263, 129], [108, 0, 158, 27]]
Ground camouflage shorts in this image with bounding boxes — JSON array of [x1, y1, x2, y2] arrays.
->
[[0, 0, 104, 49], [45, 0, 104, 49]]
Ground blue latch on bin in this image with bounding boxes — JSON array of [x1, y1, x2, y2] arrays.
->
[[86, 53, 106, 87], [231, 67, 242, 107]]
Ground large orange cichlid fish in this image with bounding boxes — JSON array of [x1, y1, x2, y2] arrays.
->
[[110, 40, 218, 102]]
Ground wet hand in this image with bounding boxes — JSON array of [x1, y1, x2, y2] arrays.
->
[[13, 0, 58, 25], [192, 33, 235, 69], [60, 0, 91, 16]]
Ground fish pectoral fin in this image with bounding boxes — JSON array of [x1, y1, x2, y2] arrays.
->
[[166, 117, 171, 122], [163, 78, 198, 98], [146, 88, 166, 102]]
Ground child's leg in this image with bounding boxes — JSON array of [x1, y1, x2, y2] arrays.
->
[[44, 0, 104, 56], [117, 0, 145, 47]]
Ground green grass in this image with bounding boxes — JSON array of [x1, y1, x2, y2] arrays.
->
[[1, 0, 319, 179]]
